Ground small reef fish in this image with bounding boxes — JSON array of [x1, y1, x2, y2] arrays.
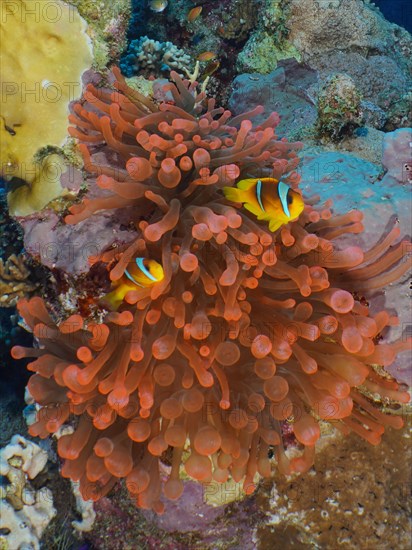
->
[[149, 0, 168, 13], [188, 6, 202, 22], [104, 258, 164, 309], [197, 51, 217, 62], [223, 178, 304, 232], [203, 60, 220, 77]]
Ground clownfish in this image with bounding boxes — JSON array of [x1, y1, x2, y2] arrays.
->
[[103, 258, 164, 310], [223, 178, 304, 232]]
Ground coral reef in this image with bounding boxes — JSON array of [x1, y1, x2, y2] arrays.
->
[[1, 0, 93, 216], [286, 0, 412, 122], [229, 59, 318, 140], [0, 253, 39, 307], [1, 1, 410, 547], [360, 101, 387, 131], [229, 58, 407, 162], [231, 0, 410, 136], [68, 0, 131, 68], [384, 92, 412, 131], [11, 70, 411, 517], [0, 435, 56, 550], [7, 155, 69, 218], [213, 0, 257, 42], [120, 36, 193, 78], [122, 0, 257, 104], [315, 73, 363, 142], [236, 0, 301, 74], [257, 422, 412, 548], [236, 31, 299, 75]]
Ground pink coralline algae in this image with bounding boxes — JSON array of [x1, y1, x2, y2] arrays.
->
[[12, 68, 411, 514]]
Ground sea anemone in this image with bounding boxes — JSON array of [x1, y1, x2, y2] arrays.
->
[[12, 69, 411, 513]]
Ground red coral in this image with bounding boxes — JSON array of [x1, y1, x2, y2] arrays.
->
[[12, 69, 411, 513]]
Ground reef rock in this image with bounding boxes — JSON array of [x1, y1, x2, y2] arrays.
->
[[229, 60, 318, 139], [286, 0, 412, 120]]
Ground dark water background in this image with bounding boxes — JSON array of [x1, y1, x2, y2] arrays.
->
[[375, 0, 412, 32]]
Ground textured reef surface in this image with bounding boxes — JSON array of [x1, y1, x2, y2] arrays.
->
[[1, 1, 411, 549]]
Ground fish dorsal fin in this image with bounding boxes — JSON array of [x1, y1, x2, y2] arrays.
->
[[237, 178, 258, 191], [278, 181, 291, 217], [135, 257, 158, 282]]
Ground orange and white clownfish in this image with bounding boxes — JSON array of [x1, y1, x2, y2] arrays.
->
[[223, 177, 304, 232], [103, 257, 164, 310]]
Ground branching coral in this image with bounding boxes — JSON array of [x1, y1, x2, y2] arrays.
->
[[120, 36, 193, 78], [12, 69, 411, 513]]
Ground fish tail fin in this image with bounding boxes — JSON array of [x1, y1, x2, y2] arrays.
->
[[223, 186, 244, 204]]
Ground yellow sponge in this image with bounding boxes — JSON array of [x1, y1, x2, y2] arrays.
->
[[1, 0, 93, 216]]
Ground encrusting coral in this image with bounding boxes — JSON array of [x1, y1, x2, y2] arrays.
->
[[1, 0, 93, 216], [12, 69, 411, 514], [0, 253, 38, 307], [0, 435, 56, 550]]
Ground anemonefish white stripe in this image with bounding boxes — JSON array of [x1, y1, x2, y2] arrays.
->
[[278, 181, 290, 217], [256, 179, 265, 212], [135, 257, 158, 282], [123, 258, 159, 286]]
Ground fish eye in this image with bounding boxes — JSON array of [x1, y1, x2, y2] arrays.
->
[[287, 193, 293, 205]]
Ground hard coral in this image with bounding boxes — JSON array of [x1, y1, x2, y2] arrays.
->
[[12, 69, 411, 513], [120, 36, 193, 78], [0, 253, 38, 307], [0, 435, 55, 550], [1, 0, 92, 216]]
